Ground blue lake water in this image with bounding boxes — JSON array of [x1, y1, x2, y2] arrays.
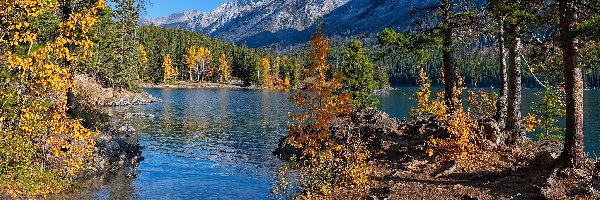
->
[[84, 87, 599, 199]]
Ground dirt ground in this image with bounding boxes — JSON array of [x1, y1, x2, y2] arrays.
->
[[360, 117, 600, 200]]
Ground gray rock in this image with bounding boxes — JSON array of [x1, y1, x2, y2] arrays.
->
[[529, 141, 562, 167], [124, 112, 156, 119], [82, 118, 143, 178], [107, 92, 162, 107], [117, 124, 136, 133]]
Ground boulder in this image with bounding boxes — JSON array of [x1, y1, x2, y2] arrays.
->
[[529, 141, 562, 168], [82, 119, 143, 178], [124, 112, 156, 119], [478, 118, 506, 146]]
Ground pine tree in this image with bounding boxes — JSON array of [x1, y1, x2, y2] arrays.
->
[[559, 0, 584, 167], [340, 40, 378, 110]]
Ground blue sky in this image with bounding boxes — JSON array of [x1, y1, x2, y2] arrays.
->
[[143, 0, 231, 18]]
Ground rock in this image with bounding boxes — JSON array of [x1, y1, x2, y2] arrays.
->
[[75, 74, 162, 107], [273, 135, 301, 160], [273, 109, 404, 160], [434, 162, 459, 178], [529, 141, 562, 168], [107, 93, 162, 106], [124, 112, 155, 119], [373, 88, 390, 96], [117, 124, 136, 133], [82, 118, 143, 178], [478, 118, 506, 146]]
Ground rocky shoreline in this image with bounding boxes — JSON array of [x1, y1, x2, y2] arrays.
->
[[275, 110, 600, 199], [82, 118, 143, 178], [70, 74, 162, 193], [139, 80, 249, 89], [76, 74, 162, 106]]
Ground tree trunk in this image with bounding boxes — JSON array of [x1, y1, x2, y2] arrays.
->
[[559, 0, 584, 168], [442, 0, 455, 114], [506, 24, 525, 144], [495, 19, 508, 129], [197, 63, 201, 83], [61, 0, 77, 116]]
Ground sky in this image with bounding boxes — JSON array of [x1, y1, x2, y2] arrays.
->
[[143, 0, 231, 18]]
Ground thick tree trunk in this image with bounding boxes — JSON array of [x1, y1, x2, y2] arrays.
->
[[442, 0, 455, 114], [495, 20, 508, 128], [506, 24, 525, 143], [560, 0, 584, 168]]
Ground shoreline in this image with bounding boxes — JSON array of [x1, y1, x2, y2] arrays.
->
[[140, 81, 248, 89]]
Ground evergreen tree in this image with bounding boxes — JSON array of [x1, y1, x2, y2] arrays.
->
[[340, 40, 379, 110]]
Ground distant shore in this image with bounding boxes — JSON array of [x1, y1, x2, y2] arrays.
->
[[139, 81, 256, 89]]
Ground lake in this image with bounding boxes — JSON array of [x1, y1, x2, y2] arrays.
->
[[85, 87, 600, 199]]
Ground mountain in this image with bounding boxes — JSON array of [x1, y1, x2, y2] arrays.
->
[[141, 0, 422, 48]]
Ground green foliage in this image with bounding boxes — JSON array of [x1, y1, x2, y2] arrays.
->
[[286, 32, 369, 198], [530, 85, 566, 142], [378, 28, 410, 46], [1, 0, 102, 196], [340, 40, 379, 110], [81, 1, 143, 91], [270, 155, 298, 200]]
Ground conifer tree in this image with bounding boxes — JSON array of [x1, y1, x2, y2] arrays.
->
[[340, 40, 378, 110]]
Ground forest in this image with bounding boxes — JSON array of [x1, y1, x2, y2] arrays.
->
[[1, 0, 599, 199]]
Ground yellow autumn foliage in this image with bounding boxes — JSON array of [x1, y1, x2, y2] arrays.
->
[[286, 31, 369, 198], [162, 54, 177, 82], [413, 68, 483, 165], [0, 0, 104, 196], [220, 53, 231, 83], [262, 57, 272, 88], [139, 44, 149, 80]]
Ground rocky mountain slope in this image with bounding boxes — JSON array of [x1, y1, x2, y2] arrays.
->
[[141, 0, 422, 47]]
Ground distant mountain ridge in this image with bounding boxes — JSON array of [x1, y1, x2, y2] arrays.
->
[[141, 0, 421, 48]]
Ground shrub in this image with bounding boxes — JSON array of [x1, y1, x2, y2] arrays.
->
[[413, 68, 484, 166], [285, 31, 370, 198]]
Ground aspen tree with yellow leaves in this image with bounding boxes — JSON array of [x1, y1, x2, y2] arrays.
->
[[220, 53, 231, 83], [262, 57, 272, 88], [285, 30, 369, 197], [198, 47, 211, 82], [185, 46, 199, 81], [0, 0, 104, 195], [162, 54, 176, 82], [139, 44, 149, 81]]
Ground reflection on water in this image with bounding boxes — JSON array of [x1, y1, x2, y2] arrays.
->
[[82, 87, 599, 199], [94, 88, 296, 199]]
